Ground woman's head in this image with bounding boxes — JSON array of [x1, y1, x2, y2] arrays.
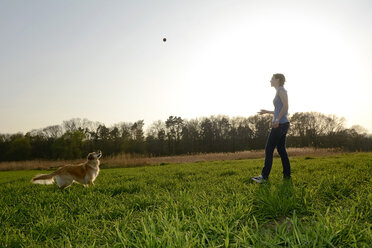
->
[[271, 73, 286, 87]]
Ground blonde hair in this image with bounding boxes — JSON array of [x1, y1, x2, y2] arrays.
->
[[273, 73, 286, 86]]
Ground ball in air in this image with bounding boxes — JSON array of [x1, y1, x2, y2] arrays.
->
[[163, 38, 167, 42]]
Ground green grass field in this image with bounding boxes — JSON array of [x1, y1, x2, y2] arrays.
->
[[1, 153, 371, 247]]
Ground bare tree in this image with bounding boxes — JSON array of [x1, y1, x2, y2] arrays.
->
[[43, 125, 63, 139]]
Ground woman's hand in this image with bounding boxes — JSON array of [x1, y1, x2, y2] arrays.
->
[[273, 119, 279, 128], [258, 109, 273, 115], [258, 109, 268, 115]]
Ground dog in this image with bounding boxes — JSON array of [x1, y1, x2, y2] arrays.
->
[[32, 151, 102, 189]]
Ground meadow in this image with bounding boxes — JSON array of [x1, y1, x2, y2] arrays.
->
[[0, 153, 371, 247]]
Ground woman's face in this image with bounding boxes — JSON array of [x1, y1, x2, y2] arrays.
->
[[270, 76, 279, 88]]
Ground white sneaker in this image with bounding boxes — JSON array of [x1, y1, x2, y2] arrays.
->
[[251, 175, 267, 183]]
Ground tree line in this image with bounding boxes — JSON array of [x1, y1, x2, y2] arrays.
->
[[0, 112, 370, 162]]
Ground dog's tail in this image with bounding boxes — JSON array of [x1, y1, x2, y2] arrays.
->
[[31, 172, 57, 185]]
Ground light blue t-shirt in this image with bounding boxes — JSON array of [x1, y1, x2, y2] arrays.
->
[[273, 86, 289, 123]]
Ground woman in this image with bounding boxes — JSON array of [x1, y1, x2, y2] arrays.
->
[[251, 73, 291, 183]]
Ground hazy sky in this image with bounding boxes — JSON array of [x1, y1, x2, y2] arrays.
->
[[1, 0, 371, 134]]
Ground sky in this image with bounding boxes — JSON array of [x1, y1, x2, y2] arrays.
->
[[1, 0, 371, 134]]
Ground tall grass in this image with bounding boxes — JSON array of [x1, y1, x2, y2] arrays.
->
[[0, 153, 371, 247], [0, 147, 341, 171]]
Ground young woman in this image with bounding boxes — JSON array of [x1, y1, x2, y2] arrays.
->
[[251, 73, 291, 183]]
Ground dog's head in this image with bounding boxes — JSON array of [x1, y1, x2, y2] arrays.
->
[[87, 150, 102, 161]]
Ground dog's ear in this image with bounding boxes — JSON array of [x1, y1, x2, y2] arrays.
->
[[87, 153, 94, 160]]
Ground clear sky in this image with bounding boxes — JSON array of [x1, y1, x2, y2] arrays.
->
[[1, 0, 371, 134]]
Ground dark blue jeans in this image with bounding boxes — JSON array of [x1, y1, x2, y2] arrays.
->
[[261, 122, 291, 179]]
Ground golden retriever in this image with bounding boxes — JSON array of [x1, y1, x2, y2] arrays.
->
[[32, 151, 102, 189]]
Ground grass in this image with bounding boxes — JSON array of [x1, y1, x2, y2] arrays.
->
[[0, 153, 371, 247]]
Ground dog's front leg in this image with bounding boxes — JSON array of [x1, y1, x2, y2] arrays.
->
[[86, 181, 94, 187]]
